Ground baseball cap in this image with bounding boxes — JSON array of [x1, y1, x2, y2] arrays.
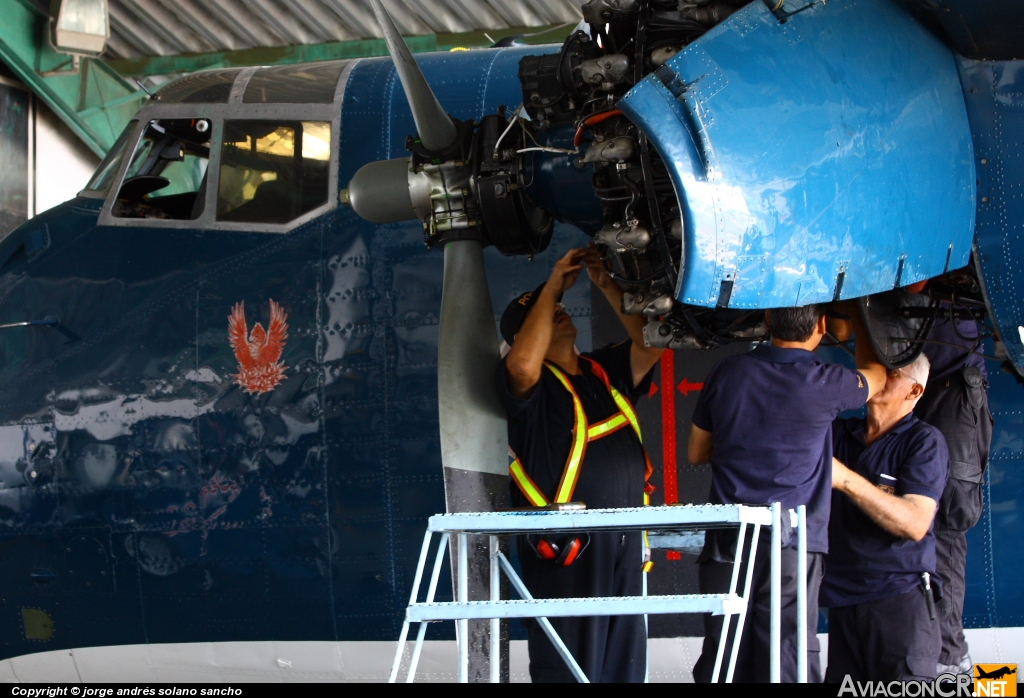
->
[[500, 283, 563, 345]]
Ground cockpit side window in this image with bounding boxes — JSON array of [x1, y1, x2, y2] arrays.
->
[[217, 120, 331, 224], [113, 118, 211, 221], [84, 120, 137, 195]]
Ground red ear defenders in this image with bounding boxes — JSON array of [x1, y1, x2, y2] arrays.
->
[[528, 534, 590, 567]]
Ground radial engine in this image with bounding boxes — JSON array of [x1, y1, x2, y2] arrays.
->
[[346, 0, 993, 370]]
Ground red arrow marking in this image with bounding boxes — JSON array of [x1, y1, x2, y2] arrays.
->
[[677, 378, 704, 397], [648, 382, 659, 398]]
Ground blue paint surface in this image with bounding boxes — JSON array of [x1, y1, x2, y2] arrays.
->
[[620, 0, 976, 309], [964, 349, 1024, 629], [958, 59, 1024, 375]]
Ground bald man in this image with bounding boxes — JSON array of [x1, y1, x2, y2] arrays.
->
[[824, 354, 949, 682]]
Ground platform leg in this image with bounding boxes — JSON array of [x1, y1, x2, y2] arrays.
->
[[711, 618, 733, 683], [770, 502, 782, 683], [407, 535, 449, 683], [496, 552, 589, 683], [797, 505, 807, 684], [726, 522, 761, 682], [711, 522, 748, 683], [643, 548, 649, 685], [458, 533, 469, 683], [389, 621, 412, 685], [390, 530, 434, 683], [489, 535, 500, 684]]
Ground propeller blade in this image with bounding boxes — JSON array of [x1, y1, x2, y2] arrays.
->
[[365, 6, 505, 675], [437, 240, 507, 482], [438, 239, 510, 681], [370, 0, 459, 152]]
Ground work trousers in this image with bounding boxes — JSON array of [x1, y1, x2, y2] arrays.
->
[[914, 367, 993, 667], [825, 587, 942, 682], [693, 539, 823, 683], [519, 530, 646, 683]]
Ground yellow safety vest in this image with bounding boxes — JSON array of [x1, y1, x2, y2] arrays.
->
[[509, 357, 655, 508]]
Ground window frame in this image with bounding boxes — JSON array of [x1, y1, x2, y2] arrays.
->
[[96, 67, 346, 233]]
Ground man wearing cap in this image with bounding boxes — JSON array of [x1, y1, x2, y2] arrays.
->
[[823, 353, 948, 682], [497, 245, 664, 683], [688, 303, 887, 683]]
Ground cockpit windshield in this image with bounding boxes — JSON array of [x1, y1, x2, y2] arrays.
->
[[113, 118, 211, 221], [84, 121, 136, 195], [99, 114, 334, 229]]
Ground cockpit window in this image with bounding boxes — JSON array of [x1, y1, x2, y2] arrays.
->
[[113, 118, 211, 221], [243, 63, 346, 104], [217, 120, 331, 224], [84, 120, 137, 194]]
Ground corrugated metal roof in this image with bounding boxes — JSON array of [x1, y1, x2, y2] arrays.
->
[[104, 0, 583, 59]]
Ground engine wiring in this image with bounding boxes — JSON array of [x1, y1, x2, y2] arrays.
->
[[493, 104, 524, 159]]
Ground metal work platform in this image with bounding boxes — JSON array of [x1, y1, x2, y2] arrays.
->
[[390, 502, 809, 683]]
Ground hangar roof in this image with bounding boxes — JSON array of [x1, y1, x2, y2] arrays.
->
[[105, 0, 582, 59]]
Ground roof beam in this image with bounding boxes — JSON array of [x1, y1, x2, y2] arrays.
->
[[200, 0, 279, 49], [105, 22, 576, 78]]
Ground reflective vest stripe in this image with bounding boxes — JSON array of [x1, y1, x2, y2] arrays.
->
[[581, 355, 657, 573], [547, 365, 589, 504], [582, 357, 645, 444], [581, 356, 656, 489], [508, 357, 654, 507], [587, 412, 630, 439], [611, 388, 643, 443], [510, 457, 549, 507]]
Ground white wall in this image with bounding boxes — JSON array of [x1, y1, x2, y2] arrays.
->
[[33, 100, 99, 216]]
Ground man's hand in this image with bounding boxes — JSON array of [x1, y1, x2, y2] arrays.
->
[[548, 247, 586, 297], [584, 245, 616, 293], [505, 248, 586, 398], [584, 244, 664, 386], [832, 457, 938, 541]]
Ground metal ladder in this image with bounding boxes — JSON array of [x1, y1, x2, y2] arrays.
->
[[389, 502, 808, 683]]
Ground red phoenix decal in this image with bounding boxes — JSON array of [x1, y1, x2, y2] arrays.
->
[[228, 300, 288, 394]]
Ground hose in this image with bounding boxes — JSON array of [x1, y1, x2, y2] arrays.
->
[[573, 109, 624, 147]]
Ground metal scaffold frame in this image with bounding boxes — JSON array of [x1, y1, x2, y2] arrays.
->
[[389, 502, 809, 683]]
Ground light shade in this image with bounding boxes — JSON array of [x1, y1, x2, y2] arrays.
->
[[49, 0, 109, 57]]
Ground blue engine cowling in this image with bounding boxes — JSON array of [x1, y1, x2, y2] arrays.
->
[[617, 0, 976, 310]]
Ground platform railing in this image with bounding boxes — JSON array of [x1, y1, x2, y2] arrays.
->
[[389, 502, 808, 683]]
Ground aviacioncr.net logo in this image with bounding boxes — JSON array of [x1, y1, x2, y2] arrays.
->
[[838, 674, 973, 697], [974, 664, 1017, 697]]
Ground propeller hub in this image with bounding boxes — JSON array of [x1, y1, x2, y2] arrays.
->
[[345, 1, 553, 255]]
